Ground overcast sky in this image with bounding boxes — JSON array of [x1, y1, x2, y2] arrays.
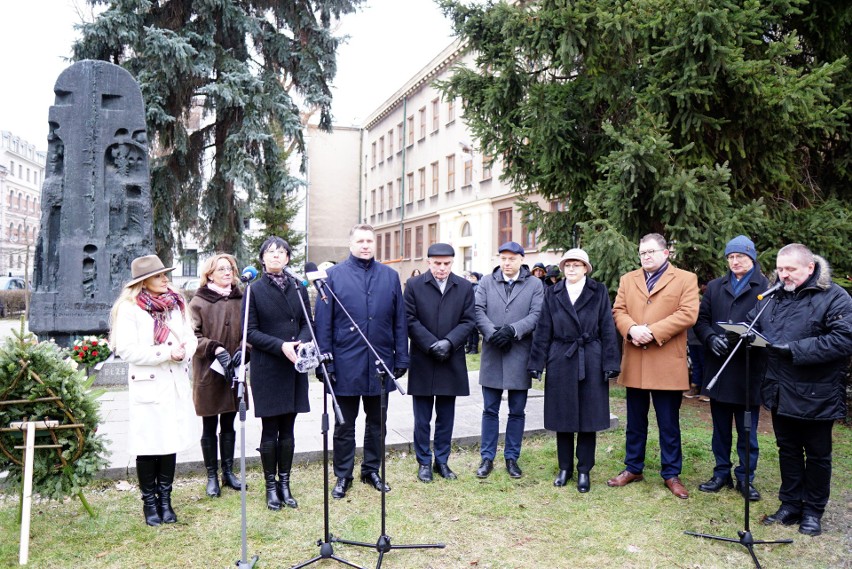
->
[[0, 0, 457, 149]]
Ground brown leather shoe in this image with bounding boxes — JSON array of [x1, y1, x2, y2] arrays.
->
[[665, 476, 689, 499], [606, 470, 644, 487]]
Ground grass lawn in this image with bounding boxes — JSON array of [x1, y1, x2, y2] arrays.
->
[[1, 388, 850, 568]]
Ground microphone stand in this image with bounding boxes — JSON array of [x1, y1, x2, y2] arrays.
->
[[314, 278, 445, 568], [685, 294, 792, 569], [286, 274, 362, 569], [235, 276, 259, 569]]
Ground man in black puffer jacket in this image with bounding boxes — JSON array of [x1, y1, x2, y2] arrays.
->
[[751, 243, 852, 537]]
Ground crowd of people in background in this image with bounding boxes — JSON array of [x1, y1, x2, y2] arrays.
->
[[109, 227, 851, 539]]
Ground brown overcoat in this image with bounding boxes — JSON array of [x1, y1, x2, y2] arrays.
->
[[612, 264, 699, 391], [189, 285, 247, 416]]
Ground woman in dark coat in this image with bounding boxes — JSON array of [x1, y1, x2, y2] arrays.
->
[[528, 249, 620, 492], [246, 236, 312, 510], [189, 253, 248, 498]]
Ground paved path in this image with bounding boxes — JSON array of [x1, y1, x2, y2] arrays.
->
[[0, 318, 617, 480]]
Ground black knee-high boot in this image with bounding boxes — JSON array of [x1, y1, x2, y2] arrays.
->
[[219, 432, 244, 490], [277, 439, 298, 508], [136, 456, 162, 526], [200, 436, 221, 497], [157, 454, 178, 523], [259, 441, 282, 510]]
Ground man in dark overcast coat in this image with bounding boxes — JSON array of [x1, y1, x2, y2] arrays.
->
[[404, 243, 475, 482]]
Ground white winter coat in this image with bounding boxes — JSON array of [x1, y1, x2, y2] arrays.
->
[[112, 300, 199, 456]]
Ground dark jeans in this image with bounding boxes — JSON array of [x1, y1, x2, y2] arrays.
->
[[624, 387, 683, 479], [412, 395, 456, 465], [556, 431, 597, 474], [772, 412, 834, 517], [333, 395, 383, 479], [709, 400, 759, 482], [480, 386, 528, 461]]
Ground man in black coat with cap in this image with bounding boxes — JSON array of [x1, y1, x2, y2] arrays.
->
[[404, 243, 476, 482]]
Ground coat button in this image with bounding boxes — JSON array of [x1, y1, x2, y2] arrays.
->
[[224, 321, 230, 326], [149, 374, 155, 379], [131, 375, 135, 379], [156, 351, 161, 356], [647, 300, 652, 304], [167, 341, 173, 346]]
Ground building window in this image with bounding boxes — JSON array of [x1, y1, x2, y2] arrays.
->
[[431, 98, 440, 132], [418, 107, 426, 140], [407, 172, 414, 203], [463, 158, 473, 186], [371, 142, 376, 167], [396, 177, 402, 204], [447, 99, 455, 123], [376, 233, 383, 261], [394, 230, 400, 258], [521, 218, 539, 250], [446, 155, 455, 192], [461, 221, 472, 237], [388, 129, 394, 156], [415, 226, 424, 258], [418, 167, 426, 200], [378, 185, 384, 211], [378, 136, 385, 163], [384, 231, 391, 260], [407, 116, 415, 146], [550, 199, 566, 212], [387, 180, 394, 210], [397, 122, 404, 151], [26, 168, 30, 182], [428, 223, 438, 246], [182, 249, 198, 277], [482, 154, 493, 180], [17, 193, 22, 209], [9, 161, 13, 177], [7, 191, 12, 207], [498, 208, 513, 245], [431, 162, 439, 196], [404, 228, 412, 259]]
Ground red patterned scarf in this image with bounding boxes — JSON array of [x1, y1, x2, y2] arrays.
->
[[136, 289, 185, 344]]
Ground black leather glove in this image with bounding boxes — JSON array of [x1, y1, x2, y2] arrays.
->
[[604, 370, 619, 381], [215, 350, 231, 374], [429, 339, 453, 361], [724, 330, 741, 346], [528, 369, 542, 380], [230, 349, 242, 369], [393, 367, 407, 379], [767, 343, 792, 358], [490, 326, 513, 349], [709, 335, 730, 358]]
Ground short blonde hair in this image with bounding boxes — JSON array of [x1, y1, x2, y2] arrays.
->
[[199, 253, 239, 287]]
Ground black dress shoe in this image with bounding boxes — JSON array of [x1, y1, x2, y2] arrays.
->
[[763, 505, 802, 526], [433, 462, 457, 480], [698, 475, 733, 493], [331, 477, 352, 500], [417, 463, 433, 483], [798, 514, 822, 536], [476, 458, 493, 479], [577, 472, 590, 493], [360, 472, 391, 492], [553, 469, 571, 487], [505, 459, 523, 479], [735, 480, 761, 501]]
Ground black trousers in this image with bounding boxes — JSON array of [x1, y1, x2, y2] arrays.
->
[[772, 412, 834, 517], [333, 395, 383, 479], [556, 432, 597, 474], [412, 395, 456, 466]]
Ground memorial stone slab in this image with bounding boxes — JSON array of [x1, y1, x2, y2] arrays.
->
[[29, 61, 154, 347]]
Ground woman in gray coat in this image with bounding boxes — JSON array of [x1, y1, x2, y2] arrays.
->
[[528, 249, 620, 492]]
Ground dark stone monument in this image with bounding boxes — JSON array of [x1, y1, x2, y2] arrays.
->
[[29, 60, 154, 347]]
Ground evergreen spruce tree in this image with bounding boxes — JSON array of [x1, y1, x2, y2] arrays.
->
[[73, 0, 364, 262], [438, 0, 851, 289]]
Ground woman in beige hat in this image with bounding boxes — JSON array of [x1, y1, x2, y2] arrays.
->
[[110, 255, 198, 526], [528, 248, 620, 492]]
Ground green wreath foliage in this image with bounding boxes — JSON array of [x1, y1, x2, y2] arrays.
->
[[0, 326, 109, 500]]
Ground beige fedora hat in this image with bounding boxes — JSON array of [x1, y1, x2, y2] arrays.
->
[[125, 255, 176, 287], [559, 248, 593, 274]]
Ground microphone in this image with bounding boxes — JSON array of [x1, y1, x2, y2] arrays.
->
[[240, 266, 258, 283], [283, 266, 309, 287], [305, 262, 328, 304], [757, 279, 784, 300]]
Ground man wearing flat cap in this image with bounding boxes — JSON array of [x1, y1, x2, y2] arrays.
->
[[693, 235, 769, 501], [404, 243, 476, 482], [474, 241, 544, 479]]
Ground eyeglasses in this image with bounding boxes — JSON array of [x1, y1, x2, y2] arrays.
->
[[563, 263, 586, 270], [638, 249, 664, 259], [214, 266, 233, 273]]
